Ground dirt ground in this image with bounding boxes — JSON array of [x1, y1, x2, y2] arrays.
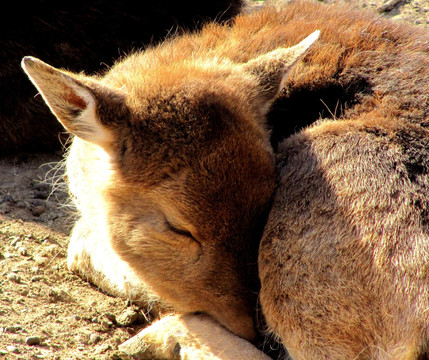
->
[[0, 151, 147, 360], [1, 1, 428, 359]]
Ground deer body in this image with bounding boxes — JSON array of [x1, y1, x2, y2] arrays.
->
[[22, 1, 429, 359]]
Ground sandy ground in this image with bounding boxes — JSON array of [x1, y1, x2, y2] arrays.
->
[[0, 151, 147, 360], [1, 1, 428, 359]]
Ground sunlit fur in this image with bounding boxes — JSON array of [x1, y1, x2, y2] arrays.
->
[[21, 17, 317, 342], [22, 0, 429, 358]]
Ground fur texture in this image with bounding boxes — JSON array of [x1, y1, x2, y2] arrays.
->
[[21, 1, 429, 359], [21, 26, 317, 342]]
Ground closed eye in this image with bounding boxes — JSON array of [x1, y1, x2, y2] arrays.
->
[[164, 217, 195, 240]]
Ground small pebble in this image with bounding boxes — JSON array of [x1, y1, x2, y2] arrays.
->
[[31, 205, 46, 217], [6, 345, 19, 354], [48, 288, 73, 303], [26, 336, 41, 345], [18, 247, 28, 256], [7, 273, 21, 283], [116, 309, 143, 327], [31, 276, 45, 282], [89, 334, 101, 344]]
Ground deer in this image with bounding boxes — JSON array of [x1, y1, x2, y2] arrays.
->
[[22, 0, 429, 359]]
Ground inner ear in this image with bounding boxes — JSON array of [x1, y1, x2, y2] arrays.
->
[[21, 56, 114, 148], [242, 30, 320, 102], [63, 83, 89, 111]]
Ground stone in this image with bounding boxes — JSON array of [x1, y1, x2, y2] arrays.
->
[[7, 273, 21, 283], [26, 336, 41, 345], [116, 309, 144, 327], [89, 333, 101, 344], [31, 205, 46, 217], [6, 345, 19, 353]]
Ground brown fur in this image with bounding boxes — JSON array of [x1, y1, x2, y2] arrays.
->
[[20, 31, 312, 341], [260, 117, 429, 359], [21, 1, 429, 359]]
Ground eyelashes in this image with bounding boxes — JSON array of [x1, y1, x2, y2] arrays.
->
[[164, 217, 195, 240]]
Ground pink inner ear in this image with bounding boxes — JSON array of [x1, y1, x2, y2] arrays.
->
[[63, 85, 87, 110]]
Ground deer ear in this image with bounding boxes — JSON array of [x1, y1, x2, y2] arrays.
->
[[21, 56, 113, 148], [242, 30, 320, 102]]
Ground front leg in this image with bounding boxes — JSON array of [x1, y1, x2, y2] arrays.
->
[[119, 313, 272, 360]]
